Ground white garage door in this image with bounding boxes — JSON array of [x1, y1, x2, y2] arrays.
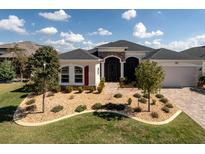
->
[[162, 66, 198, 87]]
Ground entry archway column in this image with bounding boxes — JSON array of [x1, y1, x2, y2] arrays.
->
[[120, 61, 125, 78], [101, 62, 105, 79]]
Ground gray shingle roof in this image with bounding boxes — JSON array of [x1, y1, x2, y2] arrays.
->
[[146, 48, 203, 60], [59, 49, 100, 60], [181, 46, 205, 59], [88, 40, 154, 53]]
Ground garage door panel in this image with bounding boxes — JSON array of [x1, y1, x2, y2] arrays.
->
[[162, 66, 198, 87]]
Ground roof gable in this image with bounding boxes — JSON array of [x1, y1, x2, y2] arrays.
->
[[147, 48, 203, 60], [181, 46, 205, 58], [59, 49, 100, 60]]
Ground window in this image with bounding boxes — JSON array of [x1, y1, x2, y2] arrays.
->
[[75, 66, 83, 83], [61, 66, 69, 83]]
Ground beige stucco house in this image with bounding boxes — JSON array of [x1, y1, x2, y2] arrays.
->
[[58, 40, 205, 87]]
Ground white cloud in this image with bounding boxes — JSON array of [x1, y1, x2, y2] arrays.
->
[[133, 22, 163, 38], [60, 31, 85, 43], [45, 39, 75, 51], [89, 28, 112, 36], [0, 15, 27, 34], [39, 10, 71, 21], [122, 9, 137, 20], [144, 34, 205, 51], [37, 27, 58, 35], [82, 40, 108, 49]]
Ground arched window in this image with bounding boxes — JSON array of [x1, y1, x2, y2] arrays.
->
[[61, 66, 69, 83], [75, 66, 83, 83]]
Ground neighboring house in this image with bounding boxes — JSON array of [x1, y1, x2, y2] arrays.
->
[[0, 41, 43, 61], [59, 40, 205, 87]]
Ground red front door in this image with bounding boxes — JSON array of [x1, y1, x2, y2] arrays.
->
[[84, 66, 89, 86]]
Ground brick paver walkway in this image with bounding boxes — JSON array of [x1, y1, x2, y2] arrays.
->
[[162, 88, 205, 129]]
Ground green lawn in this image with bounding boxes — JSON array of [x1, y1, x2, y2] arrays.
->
[[0, 83, 205, 144]]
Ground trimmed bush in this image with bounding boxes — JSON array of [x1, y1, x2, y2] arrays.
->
[[161, 106, 170, 113], [134, 107, 142, 112], [92, 103, 102, 110], [89, 87, 95, 93], [165, 103, 173, 108], [26, 105, 37, 112], [47, 92, 54, 97], [65, 86, 73, 93], [155, 93, 164, 98], [78, 87, 83, 93], [133, 93, 141, 98], [103, 103, 126, 111], [151, 112, 159, 118], [51, 105, 64, 113], [97, 86, 103, 94], [25, 99, 35, 105], [151, 99, 156, 105], [114, 93, 122, 98], [69, 95, 74, 99], [127, 98, 132, 105], [99, 79, 105, 88], [138, 97, 147, 103], [143, 93, 149, 99], [75, 105, 87, 112], [160, 98, 169, 104]]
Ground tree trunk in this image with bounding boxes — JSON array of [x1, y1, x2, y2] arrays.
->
[[20, 69, 23, 82], [148, 92, 151, 112]]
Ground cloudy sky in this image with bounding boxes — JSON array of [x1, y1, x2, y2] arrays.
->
[[1, 9, 205, 52]]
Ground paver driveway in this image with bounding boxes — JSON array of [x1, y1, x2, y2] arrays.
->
[[162, 88, 205, 129]]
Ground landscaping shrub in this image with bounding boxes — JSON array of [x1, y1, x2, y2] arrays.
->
[[119, 77, 125, 88], [151, 112, 159, 118], [155, 94, 164, 98], [133, 93, 141, 98], [114, 93, 122, 98], [127, 98, 132, 105], [99, 79, 105, 88], [151, 99, 156, 105], [161, 106, 170, 113], [138, 97, 147, 103], [199, 75, 205, 85], [97, 86, 103, 94], [160, 97, 169, 104], [134, 107, 142, 112], [75, 105, 87, 112], [165, 103, 173, 108], [26, 105, 37, 112], [89, 87, 95, 93], [51, 105, 64, 113], [78, 87, 83, 93], [92, 103, 102, 110], [103, 103, 126, 111], [65, 86, 73, 93], [69, 95, 74, 99], [47, 92, 54, 97], [25, 99, 35, 105], [143, 93, 149, 99]]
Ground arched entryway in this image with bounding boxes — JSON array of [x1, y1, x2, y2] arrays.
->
[[124, 57, 139, 82], [104, 57, 120, 82]]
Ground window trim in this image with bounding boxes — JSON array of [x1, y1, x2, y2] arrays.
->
[[61, 66, 69, 84], [74, 65, 84, 85]]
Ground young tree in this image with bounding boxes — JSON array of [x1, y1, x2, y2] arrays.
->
[[28, 46, 60, 112], [0, 60, 16, 81], [135, 60, 165, 112], [8, 44, 27, 81]]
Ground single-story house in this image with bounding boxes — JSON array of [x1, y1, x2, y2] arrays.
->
[[59, 40, 205, 88]]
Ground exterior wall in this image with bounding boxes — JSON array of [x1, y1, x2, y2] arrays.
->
[[203, 62, 205, 75], [125, 51, 149, 60], [98, 51, 126, 61], [95, 63, 101, 86], [60, 60, 101, 86]]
